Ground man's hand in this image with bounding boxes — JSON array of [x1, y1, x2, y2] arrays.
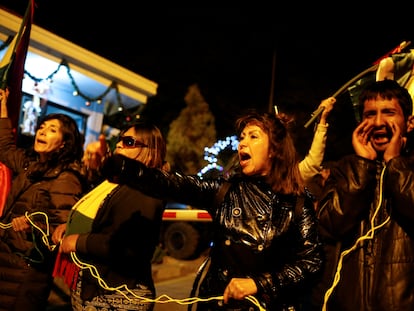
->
[[383, 119, 406, 163], [352, 120, 377, 160]]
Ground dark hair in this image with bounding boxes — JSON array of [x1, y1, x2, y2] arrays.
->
[[235, 111, 304, 195], [26, 113, 84, 180], [120, 120, 166, 169], [358, 79, 413, 119]]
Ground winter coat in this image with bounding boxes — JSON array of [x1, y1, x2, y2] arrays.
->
[[317, 154, 414, 311], [73, 184, 166, 302], [0, 117, 84, 310], [103, 155, 323, 311]]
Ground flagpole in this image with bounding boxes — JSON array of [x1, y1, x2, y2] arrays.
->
[[268, 49, 277, 113], [303, 41, 412, 128], [303, 64, 378, 128]]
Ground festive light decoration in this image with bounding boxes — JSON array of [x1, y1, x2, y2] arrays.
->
[[23, 59, 122, 108], [32, 79, 51, 95], [198, 135, 239, 177], [0, 38, 144, 128]]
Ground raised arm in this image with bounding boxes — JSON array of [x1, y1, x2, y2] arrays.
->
[[299, 97, 336, 182]]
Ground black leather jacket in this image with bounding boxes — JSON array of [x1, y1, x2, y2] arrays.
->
[[317, 154, 414, 311], [106, 155, 323, 311]]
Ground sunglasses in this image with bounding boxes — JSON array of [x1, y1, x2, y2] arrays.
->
[[118, 136, 148, 148]]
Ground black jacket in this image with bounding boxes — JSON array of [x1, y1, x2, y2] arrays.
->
[[317, 154, 414, 311], [0, 118, 84, 310], [75, 184, 166, 301], [105, 155, 323, 311]]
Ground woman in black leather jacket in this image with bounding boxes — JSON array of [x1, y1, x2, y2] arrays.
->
[[104, 111, 323, 311]]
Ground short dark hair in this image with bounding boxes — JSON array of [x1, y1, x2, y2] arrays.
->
[[358, 79, 413, 119]]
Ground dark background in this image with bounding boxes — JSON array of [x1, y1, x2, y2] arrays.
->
[[1, 1, 413, 160]]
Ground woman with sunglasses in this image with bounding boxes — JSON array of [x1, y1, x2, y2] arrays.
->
[[100, 110, 323, 311], [52, 121, 168, 311]]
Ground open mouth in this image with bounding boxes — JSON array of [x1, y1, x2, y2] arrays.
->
[[36, 139, 46, 144], [239, 152, 251, 166], [239, 152, 250, 160], [371, 130, 391, 145]]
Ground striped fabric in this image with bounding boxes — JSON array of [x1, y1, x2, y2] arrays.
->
[[53, 180, 119, 289]]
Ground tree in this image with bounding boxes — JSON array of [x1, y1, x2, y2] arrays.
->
[[166, 84, 216, 174]]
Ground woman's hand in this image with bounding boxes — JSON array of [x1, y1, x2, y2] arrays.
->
[[52, 223, 67, 245], [0, 88, 10, 118], [223, 277, 257, 303], [11, 215, 30, 232], [59, 234, 79, 253], [319, 97, 336, 125]]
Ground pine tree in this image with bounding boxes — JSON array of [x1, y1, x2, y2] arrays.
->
[[166, 84, 216, 174]]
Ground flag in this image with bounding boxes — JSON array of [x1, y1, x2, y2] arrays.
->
[[0, 162, 11, 216], [0, 0, 34, 129], [347, 41, 412, 122], [0, 0, 34, 215], [304, 41, 411, 128]]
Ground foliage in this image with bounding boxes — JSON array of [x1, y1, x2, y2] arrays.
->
[[166, 84, 217, 174]]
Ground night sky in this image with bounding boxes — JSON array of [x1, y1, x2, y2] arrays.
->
[[1, 0, 414, 159]]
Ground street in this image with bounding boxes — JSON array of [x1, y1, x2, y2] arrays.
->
[[47, 253, 207, 311], [153, 274, 197, 311], [152, 254, 206, 311]]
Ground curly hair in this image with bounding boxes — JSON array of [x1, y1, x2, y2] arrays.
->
[[26, 113, 84, 180], [235, 110, 304, 195]]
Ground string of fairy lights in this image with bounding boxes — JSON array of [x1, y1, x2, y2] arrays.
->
[[23, 59, 123, 108], [0, 36, 124, 111], [2, 37, 241, 173], [198, 135, 239, 177], [23, 54, 239, 175]]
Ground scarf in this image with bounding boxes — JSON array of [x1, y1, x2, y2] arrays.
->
[[52, 180, 119, 290]]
